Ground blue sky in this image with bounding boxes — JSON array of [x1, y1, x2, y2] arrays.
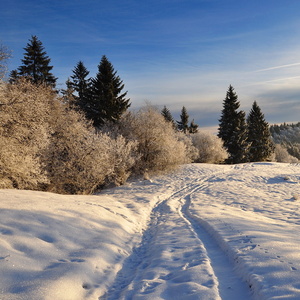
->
[[2, 0, 300, 129]]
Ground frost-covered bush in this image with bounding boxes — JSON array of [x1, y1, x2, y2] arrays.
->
[[176, 132, 199, 162], [0, 44, 11, 80], [116, 106, 190, 173], [0, 80, 136, 194], [273, 144, 299, 163], [104, 135, 138, 186], [43, 102, 114, 195], [192, 131, 228, 164], [0, 80, 51, 189], [0, 81, 194, 193], [44, 101, 138, 194]]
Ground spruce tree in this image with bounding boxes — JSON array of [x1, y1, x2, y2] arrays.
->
[[68, 61, 91, 113], [177, 106, 189, 133], [161, 106, 176, 128], [16, 36, 57, 87], [9, 70, 19, 84], [218, 85, 249, 163], [189, 119, 199, 134], [61, 78, 76, 104], [247, 101, 274, 161], [233, 110, 250, 163], [90, 55, 130, 127]]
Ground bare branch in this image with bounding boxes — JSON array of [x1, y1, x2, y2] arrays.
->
[[0, 44, 12, 80]]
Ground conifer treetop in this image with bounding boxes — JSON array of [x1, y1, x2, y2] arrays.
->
[[17, 35, 57, 87], [218, 85, 249, 164], [161, 106, 174, 122], [68, 60, 91, 108], [177, 106, 189, 133], [90, 55, 130, 126], [247, 101, 274, 161]]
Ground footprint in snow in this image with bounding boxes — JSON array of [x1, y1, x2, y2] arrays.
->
[[38, 234, 56, 243], [70, 258, 85, 263], [0, 228, 13, 235], [141, 281, 162, 294], [45, 258, 85, 270], [82, 282, 92, 289], [0, 255, 10, 260]]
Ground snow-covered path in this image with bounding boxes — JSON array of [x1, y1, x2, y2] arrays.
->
[[0, 163, 300, 300], [102, 178, 252, 299]]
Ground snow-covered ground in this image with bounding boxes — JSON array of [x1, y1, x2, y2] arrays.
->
[[0, 162, 300, 300]]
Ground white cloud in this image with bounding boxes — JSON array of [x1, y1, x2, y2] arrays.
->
[[254, 62, 300, 73]]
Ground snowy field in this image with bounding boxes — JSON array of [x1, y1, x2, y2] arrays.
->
[[0, 163, 300, 300]]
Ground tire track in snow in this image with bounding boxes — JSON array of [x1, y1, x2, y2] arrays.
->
[[98, 183, 201, 300], [180, 193, 253, 299], [99, 177, 252, 299]]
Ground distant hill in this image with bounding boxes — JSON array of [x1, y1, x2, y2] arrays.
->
[[270, 122, 300, 160]]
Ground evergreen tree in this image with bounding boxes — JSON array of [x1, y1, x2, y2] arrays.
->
[[61, 78, 76, 104], [161, 106, 176, 128], [189, 119, 199, 134], [9, 70, 19, 84], [177, 106, 189, 133], [218, 85, 249, 163], [233, 110, 250, 163], [90, 55, 130, 127], [247, 101, 274, 161], [68, 61, 91, 112], [15, 36, 57, 87]]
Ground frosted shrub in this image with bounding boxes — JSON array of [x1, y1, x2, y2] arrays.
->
[[0, 80, 51, 189], [105, 135, 138, 186], [176, 132, 199, 162], [44, 103, 113, 195], [0, 80, 137, 194], [192, 131, 228, 164], [117, 106, 190, 173], [274, 144, 298, 163]]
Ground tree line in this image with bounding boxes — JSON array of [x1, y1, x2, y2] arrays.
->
[[0, 36, 296, 194], [9, 36, 130, 128], [161, 85, 275, 164], [0, 36, 227, 194], [8, 36, 201, 132]]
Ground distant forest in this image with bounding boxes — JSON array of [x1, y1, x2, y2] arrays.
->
[[270, 123, 300, 161]]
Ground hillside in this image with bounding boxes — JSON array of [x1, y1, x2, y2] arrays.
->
[[0, 163, 300, 299]]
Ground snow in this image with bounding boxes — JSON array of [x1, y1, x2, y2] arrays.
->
[[0, 162, 300, 299]]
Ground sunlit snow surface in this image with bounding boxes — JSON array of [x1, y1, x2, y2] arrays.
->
[[0, 163, 300, 299]]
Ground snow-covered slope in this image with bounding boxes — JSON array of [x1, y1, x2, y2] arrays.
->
[[0, 163, 299, 299]]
